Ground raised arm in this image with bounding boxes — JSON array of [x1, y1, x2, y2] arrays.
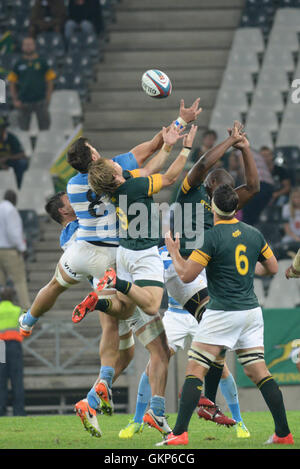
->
[[161, 125, 198, 187], [233, 133, 260, 210], [137, 123, 187, 177], [186, 121, 244, 188], [165, 231, 204, 283], [129, 98, 202, 166]]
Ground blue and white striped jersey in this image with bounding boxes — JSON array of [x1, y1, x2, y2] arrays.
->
[[60, 219, 79, 251], [159, 245, 189, 315], [67, 152, 138, 244]]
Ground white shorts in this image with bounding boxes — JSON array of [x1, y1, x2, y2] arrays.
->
[[59, 240, 117, 283], [117, 245, 164, 287], [163, 310, 198, 353], [192, 306, 264, 351], [164, 262, 207, 306]]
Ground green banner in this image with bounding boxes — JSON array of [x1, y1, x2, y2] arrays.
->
[[236, 308, 300, 387]]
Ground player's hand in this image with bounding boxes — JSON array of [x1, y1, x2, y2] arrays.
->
[[183, 124, 198, 148], [162, 122, 187, 146], [165, 230, 180, 256], [285, 265, 300, 279], [179, 98, 202, 123], [228, 121, 250, 149]]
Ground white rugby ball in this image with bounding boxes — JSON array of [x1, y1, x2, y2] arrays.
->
[[141, 69, 172, 99]]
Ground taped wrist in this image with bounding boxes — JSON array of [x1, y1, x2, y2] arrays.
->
[[174, 116, 187, 130]]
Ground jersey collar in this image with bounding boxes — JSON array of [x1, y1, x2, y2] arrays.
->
[[214, 217, 239, 226]]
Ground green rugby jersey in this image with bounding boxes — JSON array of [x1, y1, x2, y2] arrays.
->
[[112, 169, 163, 251], [190, 218, 274, 311], [175, 175, 213, 257]]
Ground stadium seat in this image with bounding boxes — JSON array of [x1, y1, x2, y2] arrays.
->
[[250, 87, 285, 112], [231, 27, 265, 54], [0, 167, 18, 198], [264, 260, 300, 308], [214, 89, 249, 113], [226, 50, 260, 73], [49, 90, 82, 119], [273, 8, 300, 29], [244, 125, 274, 149], [17, 168, 55, 214], [209, 107, 243, 131], [276, 125, 300, 147], [221, 68, 255, 93], [262, 46, 295, 72], [246, 107, 279, 132], [49, 112, 74, 137], [33, 131, 67, 169], [255, 66, 290, 92], [267, 27, 299, 52]]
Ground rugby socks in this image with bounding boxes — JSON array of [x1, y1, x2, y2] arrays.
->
[[115, 277, 132, 295], [257, 376, 290, 437], [134, 372, 152, 423], [150, 395, 166, 417], [22, 309, 39, 326], [100, 366, 115, 389], [219, 373, 242, 423], [87, 387, 100, 410], [95, 298, 112, 312], [204, 361, 224, 403], [173, 375, 203, 435]]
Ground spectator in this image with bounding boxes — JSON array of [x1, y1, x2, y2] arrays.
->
[[29, 0, 66, 38], [0, 287, 26, 417], [260, 146, 291, 207], [7, 37, 56, 131], [65, 0, 104, 43], [0, 115, 29, 188], [242, 148, 274, 226], [0, 190, 30, 311], [191, 129, 218, 163], [282, 188, 300, 244]]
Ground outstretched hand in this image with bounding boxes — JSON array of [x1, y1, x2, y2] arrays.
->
[[162, 122, 187, 146], [179, 98, 202, 124], [183, 124, 198, 148]]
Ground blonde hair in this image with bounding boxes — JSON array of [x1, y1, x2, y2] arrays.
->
[[289, 187, 300, 219], [88, 159, 119, 197]]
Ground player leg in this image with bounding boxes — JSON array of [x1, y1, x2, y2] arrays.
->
[[237, 347, 293, 444], [119, 309, 184, 439], [219, 363, 250, 437], [164, 264, 235, 426], [19, 263, 79, 337], [235, 306, 293, 445], [75, 323, 135, 437]]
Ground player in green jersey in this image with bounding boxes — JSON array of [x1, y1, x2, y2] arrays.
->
[[161, 183, 294, 446]]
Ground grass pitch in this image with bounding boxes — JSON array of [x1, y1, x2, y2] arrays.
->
[[0, 410, 299, 450]]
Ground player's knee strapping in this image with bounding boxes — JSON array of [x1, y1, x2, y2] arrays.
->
[[119, 334, 135, 351], [237, 349, 265, 367], [188, 344, 216, 369], [137, 317, 165, 347], [184, 287, 209, 322], [55, 264, 73, 288]]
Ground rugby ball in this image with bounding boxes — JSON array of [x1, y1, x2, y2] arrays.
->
[[141, 69, 172, 99]]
